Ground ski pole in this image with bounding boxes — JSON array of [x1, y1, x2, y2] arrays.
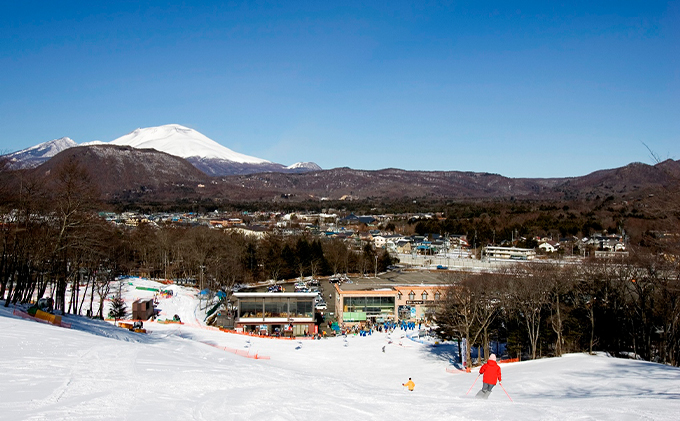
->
[[498, 381, 513, 402], [465, 374, 481, 395]]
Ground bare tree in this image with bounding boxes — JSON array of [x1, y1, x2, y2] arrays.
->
[[48, 158, 99, 313], [508, 264, 551, 360], [547, 263, 574, 357], [324, 239, 347, 276], [436, 271, 502, 366]]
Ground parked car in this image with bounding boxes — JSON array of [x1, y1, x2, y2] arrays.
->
[[267, 285, 283, 292], [315, 301, 327, 310]]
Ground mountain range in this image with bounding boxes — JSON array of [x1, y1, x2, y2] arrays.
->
[[4, 124, 321, 176], [3, 124, 679, 204]]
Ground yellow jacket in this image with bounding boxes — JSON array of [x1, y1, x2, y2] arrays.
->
[[403, 380, 415, 391]]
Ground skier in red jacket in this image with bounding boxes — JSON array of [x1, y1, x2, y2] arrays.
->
[[476, 354, 502, 399]]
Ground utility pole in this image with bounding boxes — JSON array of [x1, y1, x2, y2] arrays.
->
[[374, 254, 378, 278]]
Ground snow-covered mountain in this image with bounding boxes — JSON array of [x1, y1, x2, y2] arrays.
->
[[287, 162, 322, 171], [3, 124, 321, 176], [3, 137, 77, 169], [110, 124, 270, 164]]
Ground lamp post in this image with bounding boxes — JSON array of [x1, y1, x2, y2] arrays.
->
[[200, 265, 205, 291], [374, 254, 378, 278]]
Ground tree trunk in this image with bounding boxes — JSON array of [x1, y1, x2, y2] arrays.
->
[[589, 305, 595, 354], [78, 273, 91, 316]]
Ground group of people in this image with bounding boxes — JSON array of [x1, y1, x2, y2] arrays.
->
[[402, 353, 503, 399]]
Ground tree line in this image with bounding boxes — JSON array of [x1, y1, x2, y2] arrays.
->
[[435, 254, 680, 367], [0, 158, 394, 316]]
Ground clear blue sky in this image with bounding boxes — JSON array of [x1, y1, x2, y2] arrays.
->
[[1, 1, 678, 177]]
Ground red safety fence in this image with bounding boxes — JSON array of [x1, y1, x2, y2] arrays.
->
[[201, 341, 270, 360], [13, 309, 72, 329], [499, 358, 520, 364]]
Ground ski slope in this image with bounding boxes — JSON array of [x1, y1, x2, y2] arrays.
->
[[1, 278, 679, 421]]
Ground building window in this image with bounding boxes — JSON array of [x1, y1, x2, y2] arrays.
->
[[434, 291, 441, 300], [239, 299, 262, 318], [422, 291, 428, 300], [398, 292, 402, 300], [264, 298, 287, 318], [290, 299, 313, 318], [408, 291, 415, 301]]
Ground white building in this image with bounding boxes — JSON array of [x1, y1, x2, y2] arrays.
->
[[482, 246, 536, 261]]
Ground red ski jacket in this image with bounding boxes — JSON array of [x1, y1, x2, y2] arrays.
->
[[479, 360, 502, 385]]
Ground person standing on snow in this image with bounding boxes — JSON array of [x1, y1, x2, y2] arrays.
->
[[402, 378, 415, 391], [476, 354, 501, 399]]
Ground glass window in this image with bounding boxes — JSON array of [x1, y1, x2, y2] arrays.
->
[[264, 298, 287, 318], [240, 299, 262, 318], [291, 299, 313, 318], [343, 296, 395, 317], [408, 291, 415, 300], [434, 291, 441, 300], [422, 291, 428, 300]]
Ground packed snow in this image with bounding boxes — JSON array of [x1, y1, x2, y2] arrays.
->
[[1, 277, 679, 421], [110, 124, 270, 163]]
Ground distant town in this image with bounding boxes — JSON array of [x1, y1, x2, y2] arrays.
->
[[102, 209, 629, 265]]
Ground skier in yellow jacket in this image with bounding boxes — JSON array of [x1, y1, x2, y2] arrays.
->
[[402, 378, 415, 391]]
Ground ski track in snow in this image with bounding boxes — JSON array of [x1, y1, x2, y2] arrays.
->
[[1, 277, 680, 420]]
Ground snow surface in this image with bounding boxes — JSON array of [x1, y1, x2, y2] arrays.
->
[[109, 124, 271, 164], [286, 162, 322, 171], [6, 137, 77, 159], [2, 277, 679, 421]]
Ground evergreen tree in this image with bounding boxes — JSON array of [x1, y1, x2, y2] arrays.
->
[[108, 296, 127, 325]]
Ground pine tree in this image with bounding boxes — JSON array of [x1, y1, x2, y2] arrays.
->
[[108, 296, 127, 325]]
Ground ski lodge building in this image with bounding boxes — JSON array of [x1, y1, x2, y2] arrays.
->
[[232, 292, 317, 336], [331, 282, 446, 326]]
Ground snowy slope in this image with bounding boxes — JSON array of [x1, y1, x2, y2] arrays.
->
[[4, 137, 77, 169], [1, 277, 679, 421], [286, 162, 322, 171], [110, 124, 271, 164]]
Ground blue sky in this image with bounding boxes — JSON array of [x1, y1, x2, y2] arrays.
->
[[1, 1, 678, 177]]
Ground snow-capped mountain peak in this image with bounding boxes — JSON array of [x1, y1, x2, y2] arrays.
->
[[4, 137, 78, 169], [286, 162, 322, 171], [110, 124, 270, 164], [13, 137, 76, 157]]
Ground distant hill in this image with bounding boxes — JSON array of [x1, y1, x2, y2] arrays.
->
[[35, 145, 211, 201], [214, 161, 680, 202]]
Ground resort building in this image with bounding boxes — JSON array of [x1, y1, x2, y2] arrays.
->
[[333, 282, 446, 326], [232, 292, 317, 336]]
